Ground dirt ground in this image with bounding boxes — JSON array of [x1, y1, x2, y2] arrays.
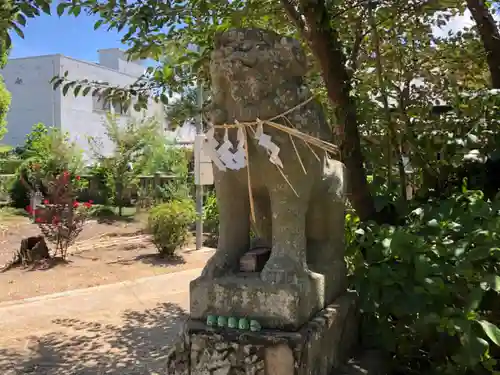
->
[[0, 216, 214, 303], [0, 268, 198, 375]]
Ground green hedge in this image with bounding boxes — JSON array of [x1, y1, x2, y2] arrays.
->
[[0, 173, 16, 202], [0, 159, 22, 174]]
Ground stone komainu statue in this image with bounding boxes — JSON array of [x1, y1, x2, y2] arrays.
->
[[202, 28, 347, 303]]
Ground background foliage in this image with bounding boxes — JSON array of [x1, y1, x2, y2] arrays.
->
[[2, 0, 500, 373]]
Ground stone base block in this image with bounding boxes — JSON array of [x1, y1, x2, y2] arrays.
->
[[167, 293, 358, 375], [190, 272, 326, 330]]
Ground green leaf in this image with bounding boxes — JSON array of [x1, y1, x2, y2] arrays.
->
[[82, 87, 91, 96], [17, 13, 27, 27], [133, 102, 143, 112], [62, 84, 71, 96], [36, 0, 51, 15], [11, 24, 25, 39], [52, 78, 64, 90], [162, 65, 174, 80], [73, 86, 82, 96], [56, 3, 66, 16], [4, 33, 11, 51], [466, 287, 483, 311], [477, 320, 500, 346], [160, 94, 169, 105], [487, 274, 500, 292], [94, 20, 104, 30], [71, 6, 82, 17]]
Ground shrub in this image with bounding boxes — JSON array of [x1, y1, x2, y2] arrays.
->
[[27, 171, 92, 259], [9, 174, 30, 208], [147, 199, 196, 257], [203, 189, 219, 246], [348, 189, 500, 374], [9, 124, 84, 208], [0, 158, 22, 174], [0, 173, 15, 202]]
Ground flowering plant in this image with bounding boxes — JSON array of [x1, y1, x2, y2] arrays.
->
[[25, 170, 92, 259]]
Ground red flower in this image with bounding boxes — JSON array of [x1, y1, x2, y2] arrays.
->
[[76, 175, 81, 180], [52, 216, 60, 225], [73, 201, 79, 208], [88, 200, 94, 204], [83, 202, 92, 208], [35, 217, 42, 223], [43, 199, 49, 205], [25, 205, 32, 214]]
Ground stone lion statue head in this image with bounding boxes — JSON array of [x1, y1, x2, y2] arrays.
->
[[210, 28, 308, 105]]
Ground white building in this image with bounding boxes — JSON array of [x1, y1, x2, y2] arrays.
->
[[0, 48, 167, 161]]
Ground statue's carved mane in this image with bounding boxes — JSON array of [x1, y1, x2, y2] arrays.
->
[[211, 28, 308, 88]]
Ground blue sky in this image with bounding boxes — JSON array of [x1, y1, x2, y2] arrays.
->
[[10, 10, 127, 62], [9, 7, 499, 62]]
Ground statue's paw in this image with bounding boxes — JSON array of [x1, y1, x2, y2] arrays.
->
[[200, 252, 233, 279], [260, 255, 306, 285]]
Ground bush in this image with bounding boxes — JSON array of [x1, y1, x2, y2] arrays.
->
[[9, 175, 30, 208], [9, 124, 84, 208], [28, 171, 92, 259], [147, 199, 196, 257], [203, 189, 219, 232], [0, 158, 22, 174], [203, 189, 219, 246], [0, 173, 15, 202], [348, 189, 500, 374]]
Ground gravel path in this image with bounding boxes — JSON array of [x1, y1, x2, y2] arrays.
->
[[0, 268, 202, 375]]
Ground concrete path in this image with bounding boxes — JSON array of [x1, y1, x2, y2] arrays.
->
[[0, 268, 202, 375]]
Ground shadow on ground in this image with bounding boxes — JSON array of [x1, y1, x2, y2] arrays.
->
[[0, 302, 187, 375], [106, 253, 186, 268]]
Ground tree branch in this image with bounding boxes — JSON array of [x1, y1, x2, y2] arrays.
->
[[466, 0, 500, 88], [280, 0, 306, 32], [348, 12, 365, 75]]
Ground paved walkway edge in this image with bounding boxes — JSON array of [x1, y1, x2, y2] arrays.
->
[[0, 268, 202, 309]]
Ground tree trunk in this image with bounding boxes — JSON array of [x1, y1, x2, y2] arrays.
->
[[284, 0, 377, 221], [466, 0, 500, 88]]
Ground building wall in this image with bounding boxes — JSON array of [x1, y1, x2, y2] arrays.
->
[[1, 49, 166, 163], [0, 55, 62, 146], [58, 55, 166, 162], [98, 48, 146, 77]]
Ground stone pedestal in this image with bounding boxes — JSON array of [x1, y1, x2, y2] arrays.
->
[[190, 272, 327, 331], [167, 293, 358, 375]]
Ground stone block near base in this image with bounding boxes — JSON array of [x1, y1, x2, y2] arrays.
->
[[190, 272, 326, 331], [167, 293, 358, 375]]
